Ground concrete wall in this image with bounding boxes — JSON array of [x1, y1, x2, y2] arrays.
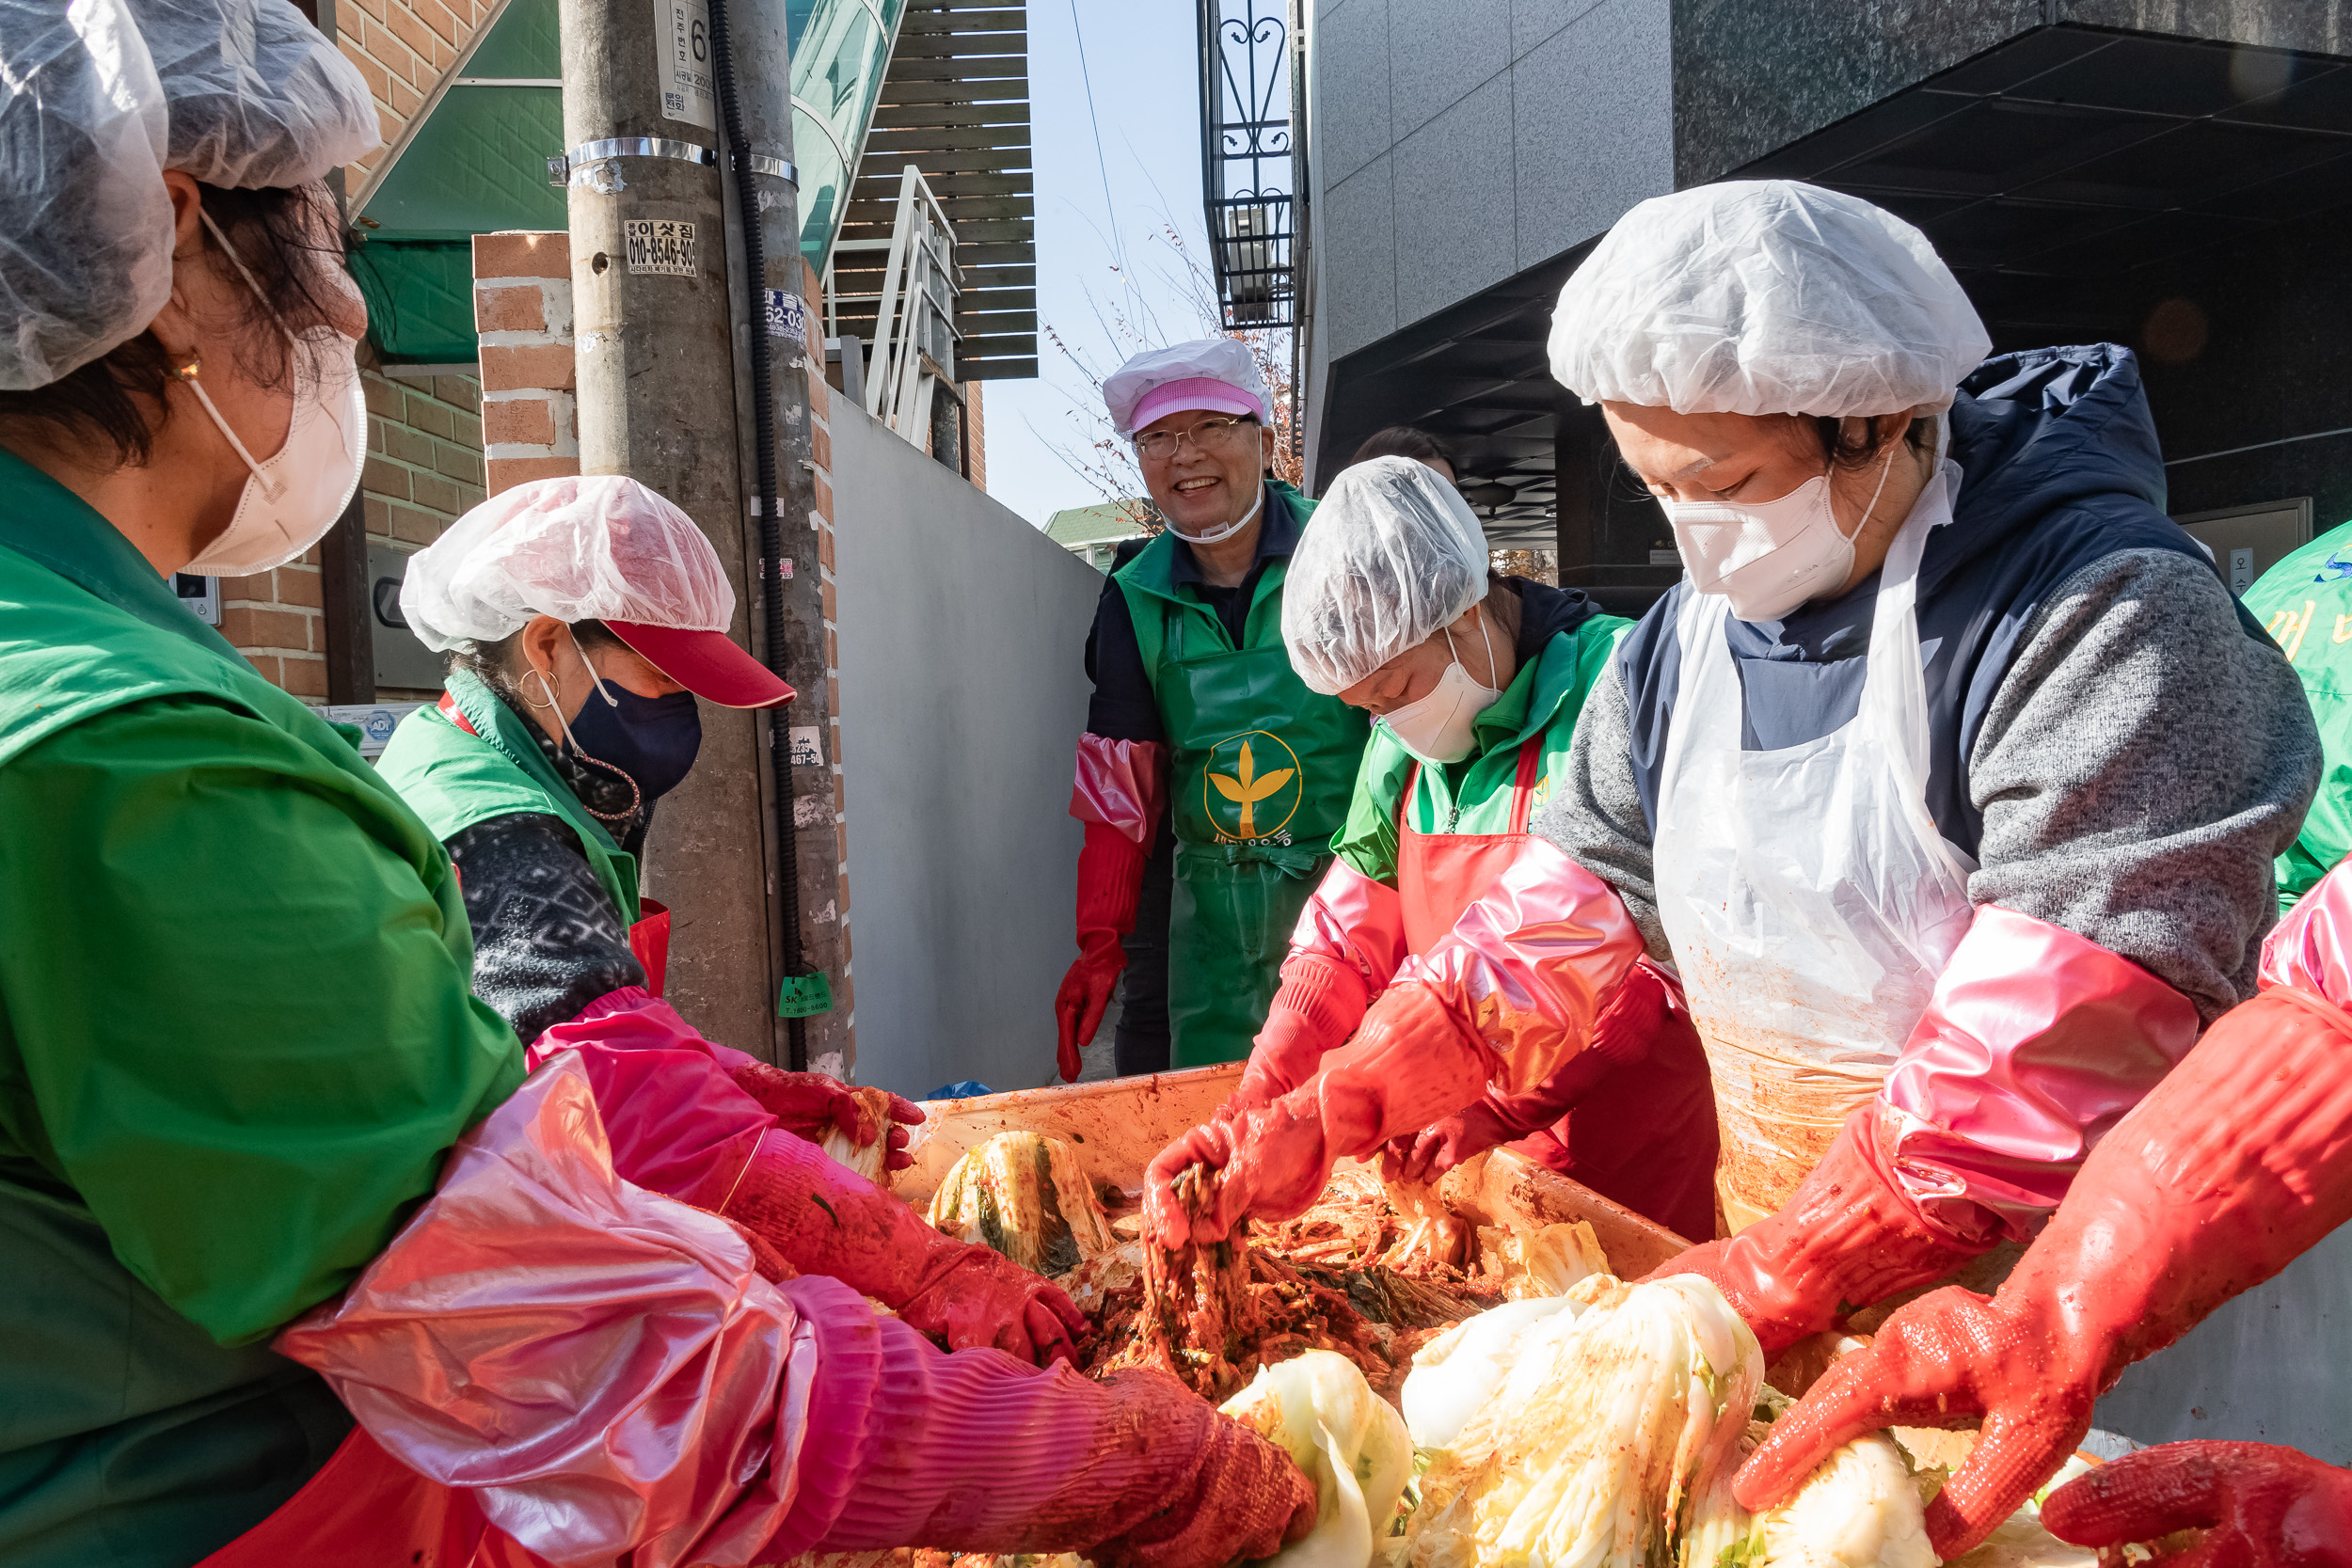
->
[[832, 401, 1103, 1101]]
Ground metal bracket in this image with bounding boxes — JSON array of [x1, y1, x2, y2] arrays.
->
[[553, 137, 721, 187], [736, 151, 799, 186]]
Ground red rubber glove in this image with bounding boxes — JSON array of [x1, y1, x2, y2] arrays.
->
[[1379, 1098, 1515, 1187], [2041, 1441, 2352, 1564], [1733, 986, 2352, 1558], [1654, 1104, 1984, 1361], [727, 1059, 925, 1172], [1221, 960, 1361, 1120], [1057, 820, 1148, 1081], [1146, 981, 1493, 1246], [723, 1130, 1090, 1365]]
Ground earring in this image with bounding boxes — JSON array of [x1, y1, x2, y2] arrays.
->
[[170, 353, 202, 383], [522, 668, 560, 709]]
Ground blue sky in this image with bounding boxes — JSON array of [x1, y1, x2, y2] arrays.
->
[[981, 2, 1216, 528]]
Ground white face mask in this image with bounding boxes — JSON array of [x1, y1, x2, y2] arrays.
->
[[1378, 609, 1503, 766], [1168, 483, 1263, 546], [180, 211, 366, 577], [1660, 443, 1899, 623]]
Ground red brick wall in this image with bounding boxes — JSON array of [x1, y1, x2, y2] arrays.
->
[[335, 0, 498, 191], [471, 232, 580, 496]]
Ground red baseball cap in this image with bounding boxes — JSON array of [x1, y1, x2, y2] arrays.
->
[[606, 620, 796, 709]]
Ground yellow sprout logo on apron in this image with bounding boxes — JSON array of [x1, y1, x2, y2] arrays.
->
[[1204, 730, 1304, 844]]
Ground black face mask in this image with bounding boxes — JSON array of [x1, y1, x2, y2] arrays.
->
[[544, 637, 704, 818], [565, 682, 702, 805]]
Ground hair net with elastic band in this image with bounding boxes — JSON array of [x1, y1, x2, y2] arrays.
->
[[0, 0, 376, 389], [1283, 456, 1491, 697], [402, 476, 738, 653], [1549, 181, 1991, 418]]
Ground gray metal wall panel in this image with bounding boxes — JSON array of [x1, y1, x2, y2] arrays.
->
[[832, 401, 1103, 1100]]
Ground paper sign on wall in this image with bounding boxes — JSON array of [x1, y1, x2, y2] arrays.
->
[[787, 725, 824, 767], [655, 0, 717, 130], [625, 218, 698, 277]]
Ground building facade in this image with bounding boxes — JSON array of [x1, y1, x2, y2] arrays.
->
[[1298, 1, 2352, 614]]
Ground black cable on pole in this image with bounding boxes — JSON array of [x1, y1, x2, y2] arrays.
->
[[708, 0, 810, 1069]]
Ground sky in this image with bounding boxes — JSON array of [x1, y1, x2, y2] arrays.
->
[[981, 1, 1219, 529]]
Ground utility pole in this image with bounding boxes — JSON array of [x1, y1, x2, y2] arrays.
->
[[558, 0, 836, 1066]]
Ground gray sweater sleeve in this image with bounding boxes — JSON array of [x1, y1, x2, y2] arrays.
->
[[1533, 661, 1674, 962], [1965, 547, 2318, 1022]]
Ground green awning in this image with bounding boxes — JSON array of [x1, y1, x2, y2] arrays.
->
[[354, 0, 894, 362]]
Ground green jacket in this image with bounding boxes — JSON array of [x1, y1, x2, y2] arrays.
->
[[0, 451, 523, 1565], [375, 667, 643, 926], [1332, 597, 1629, 885], [2245, 517, 2352, 911]]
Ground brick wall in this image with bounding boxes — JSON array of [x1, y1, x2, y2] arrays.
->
[[217, 549, 328, 699], [470, 232, 581, 496], [363, 367, 486, 696], [335, 0, 497, 190], [965, 379, 988, 494]]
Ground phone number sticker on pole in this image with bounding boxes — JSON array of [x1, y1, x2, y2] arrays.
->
[[626, 218, 699, 277]]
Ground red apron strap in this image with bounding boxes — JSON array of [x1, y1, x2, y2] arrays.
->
[[436, 689, 480, 738], [1508, 736, 1542, 835]]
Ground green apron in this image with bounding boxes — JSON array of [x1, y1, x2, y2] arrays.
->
[[375, 667, 642, 926], [2245, 517, 2352, 912], [1114, 484, 1370, 1066]]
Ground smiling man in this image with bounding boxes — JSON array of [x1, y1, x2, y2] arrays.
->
[[1052, 340, 1370, 1078]]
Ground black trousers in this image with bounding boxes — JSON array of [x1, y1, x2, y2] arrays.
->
[[1111, 826, 1175, 1076]]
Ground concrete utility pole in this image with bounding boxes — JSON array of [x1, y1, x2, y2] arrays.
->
[[558, 0, 836, 1067]]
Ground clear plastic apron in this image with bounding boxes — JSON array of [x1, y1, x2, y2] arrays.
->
[[1653, 463, 1978, 1233]]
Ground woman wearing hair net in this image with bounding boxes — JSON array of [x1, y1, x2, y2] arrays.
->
[[1147, 455, 1718, 1241], [1143, 178, 2320, 1532], [373, 471, 1091, 1327], [0, 5, 1313, 1565]]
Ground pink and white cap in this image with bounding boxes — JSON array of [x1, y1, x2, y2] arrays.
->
[[1102, 337, 1272, 436]]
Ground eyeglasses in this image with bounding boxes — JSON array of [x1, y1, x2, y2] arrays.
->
[[1133, 415, 1258, 463]]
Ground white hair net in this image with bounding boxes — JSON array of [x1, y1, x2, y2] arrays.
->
[[1549, 180, 1991, 417], [401, 477, 739, 653], [0, 0, 378, 389], [1283, 455, 1490, 697]]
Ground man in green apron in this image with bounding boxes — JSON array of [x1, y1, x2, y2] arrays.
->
[[1054, 339, 1369, 1076], [2245, 515, 2352, 911]]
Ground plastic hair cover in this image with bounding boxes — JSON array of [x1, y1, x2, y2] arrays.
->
[[1282, 454, 1491, 697], [1549, 180, 1991, 418], [401, 476, 739, 651], [0, 0, 375, 388]]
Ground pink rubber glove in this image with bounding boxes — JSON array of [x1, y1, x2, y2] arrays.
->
[[728, 1059, 925, 1172], [807, 1339, 1318, 1568], [723, 1129, 1089, 1366], [1147, 982, 1494, 1246], [1733, 986, 2352, 1557], [2042, 1442, 2352, 1565], [1653, 1105, 1984, 1360]]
